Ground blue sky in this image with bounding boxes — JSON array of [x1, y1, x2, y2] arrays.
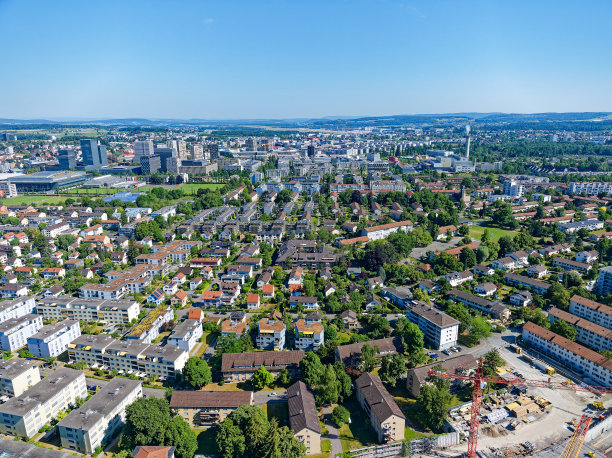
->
[[1, 0, 611, 119]]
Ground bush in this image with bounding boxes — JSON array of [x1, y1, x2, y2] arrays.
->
[[331, 405, 350, 428]]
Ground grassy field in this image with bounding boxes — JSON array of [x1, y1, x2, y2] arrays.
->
[[469, 221, 519, 243], [194, 428, 218, 455], [310, 439, 332, 458], [0, 195, 67, 205], [338, 400, 377, 451]]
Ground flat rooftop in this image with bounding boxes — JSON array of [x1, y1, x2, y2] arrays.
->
[[0, 359, 37, 380]]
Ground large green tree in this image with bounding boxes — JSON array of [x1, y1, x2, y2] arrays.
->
[[253, 365, 274, 390], [379, 354, 406, 387], [551, 319, 578, 341], [183, 357, 212, 389]]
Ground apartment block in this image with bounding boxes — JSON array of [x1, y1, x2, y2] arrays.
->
[[58, 378, 142, 454], [221, 350, 305, 382], [68, 335, 188, 379], [552, 257, 592, 272], [0, 297, 36, 324], [125, 306, 173, 343], [27, 319, 81, 358], [0, 438, 71, 457], [569, 295, 612, 330], [504, 273, 551, 295], [597, 266, 612, 297], [287, 381, 321, 455], [36, 295, 139, 324], [549, 307, 612, 352], [0, 368, 87, 438], [167, 319, 203, 352], [448, 289, 510, 320], [0, 314, 43, 352], [170, 391, 253, 427], [361, 220, 413, 241], [293, 319, 324, 351], [355, 373, 405, 443], [0, 360, 41, 397], [256, 318, 285, 350], [522, 322, 612, 386], [568, 182, 612, 195], [406, 301, 459, 350]]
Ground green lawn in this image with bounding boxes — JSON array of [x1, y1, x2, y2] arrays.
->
[[0, 195, 68, 205], [338, 401, 377, 451], [404, 427, 427, 441], [193, 428, 218, 455], [469, 221, 518, 243], [266, 402, 289, 426], [309, 439, 332, 458]]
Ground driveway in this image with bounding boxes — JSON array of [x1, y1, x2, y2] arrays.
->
[[253, 389, 287, 405], [321, 406, 342, 457]]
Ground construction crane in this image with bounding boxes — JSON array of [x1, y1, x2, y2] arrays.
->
[[429, 358, 612, 458], [559, 414, 592, 458]]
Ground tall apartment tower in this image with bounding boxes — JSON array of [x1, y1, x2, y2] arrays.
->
[[465, 125, 471, 160], [246, 137, 256, 151], [80, 139, 108, 169], [597, 266, 612, 296], [133, 140, 154, 162], [58, 149, 76, 170], [307, 144, 316, 158], [208, 143, 219, 160], [191, 144, 204, 161]]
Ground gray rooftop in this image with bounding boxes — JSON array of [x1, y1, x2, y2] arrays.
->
[[169, 319, 201, 340], [38, 295, 138, 311], [28, 320, 78, 343], [0, 314, 40, 335], [0, 368, 83, 417], [0, 438, 72, 457], [58, 378, 141, 431], [0, 359, 37, 381]]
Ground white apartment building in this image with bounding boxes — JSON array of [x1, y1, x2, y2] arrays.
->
[[0, 315, 43, 352], [167, 319, 203, 353], [0, 297, 36, 324], [68, 334, 188, 379], [36, 295, 139, 324], [293, 319, 324, 351], [0, 182, 17, 198], [597, 266, 612, 298], [361, 220, 413, 241], [27, 319, 81, 358], [256, 319, 285, 351], [569, 182, 612, 195], [0, 360, 40, 397], [0, 368, 87, 438], [502, 180, 524, 197], [569, 295, 612, 330], [125, 306, 173, 344], [406, 301, 459, 350], [549, 307, 612, 352], [522, 322, 612, 386], [58, 378, 142, 454]]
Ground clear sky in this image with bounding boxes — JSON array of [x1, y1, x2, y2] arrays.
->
[[1, 0, 611, 119]]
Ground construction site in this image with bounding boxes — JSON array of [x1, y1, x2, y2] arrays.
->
[[431, 342, 612, 458]]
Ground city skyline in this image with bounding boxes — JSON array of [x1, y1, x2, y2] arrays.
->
[[1, 0, 612, 119]]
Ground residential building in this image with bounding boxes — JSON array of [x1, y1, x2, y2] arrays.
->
[[355, 373, 405, 443], [170, 391, 254, 427], [527, 265, 548, 279], [502, 180, 524, 197], [0, 360, 41, 397], [474, 282, 498, 297], [256, 318, 285, 350], [293, 319, 324, 351], [125, 306, 173, 344], [0, 297, 36, 324], [568, 182, 612, 195], [288, 296, 319, 310], [58, 378, 142, 454], [0, 314, 43, 352], [576, 250, 599, 264], [0, 438, 71, 456], [553, 257, 592, 272], [81, 139, 108, 170], [36, 295, 139, 324], [448, 289, 510, 320], [509, 290, 532, 307], [569, 295, 612, 330], [27, 319, 81, 358], [133, 140, 155, 162], [505, 273, 551, 295], [522, 322, 612, 386], [559, 220, 604, 234], [406, 354, 477, 397], [0, 368, 87, 438], [221, 350, 305, 382], [335, 337, 400, 366], [597, 266, 612, 297], [361, 220, 413, 241], [167, 319, 203, 353], [68, 335, 188, 379], [549, 307, 612, 352], [287, 381, 321, 455], [405, 301, 459, 350]]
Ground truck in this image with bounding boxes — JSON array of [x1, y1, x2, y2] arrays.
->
[[510, 344, 522, 354], [534, 359, 556, 375]]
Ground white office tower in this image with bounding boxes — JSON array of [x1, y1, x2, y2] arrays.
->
[[133, 141, 154, 161], [465, 125, 471, 160]]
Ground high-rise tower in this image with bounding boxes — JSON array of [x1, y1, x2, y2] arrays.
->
[[465, 125, 471, 160]]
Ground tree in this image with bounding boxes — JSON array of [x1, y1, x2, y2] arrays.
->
[[360, 344, 377, 372], [216, 417, 246, 457], [166, 416, 198, 458], [481, 228, 491, 244], [379, 354, 406, 387], [316, 364, 341, 405], [459, 247, 477, 268], [393, 318, 425, 365], [446, 302, 472, 332], [492, 203, 518, 229], [300, 352, 325, 386], [547, 283, 570, 310], [331, 405, 350, 427], [302, 279, 315, 297], [482, 349, 506, 376], [417, 382, 451, 431], [183, 357, 212, 388], [333, 362, 353, 401], [476, 245, 490, 264], [551, 319, 578, 341], [253, 365, 274, 390], [469, 316, 492, 345], [276, 369, 291, 386]]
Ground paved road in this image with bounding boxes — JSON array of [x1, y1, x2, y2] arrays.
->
[[321, 406, 343, 457], [201, 336, 217, 361], [253, 389, 287, 405]]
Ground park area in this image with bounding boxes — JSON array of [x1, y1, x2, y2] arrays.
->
[[469, 220, 519, 242]]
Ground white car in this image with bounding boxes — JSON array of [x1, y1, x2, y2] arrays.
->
[[268, 392, 278, 397]]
